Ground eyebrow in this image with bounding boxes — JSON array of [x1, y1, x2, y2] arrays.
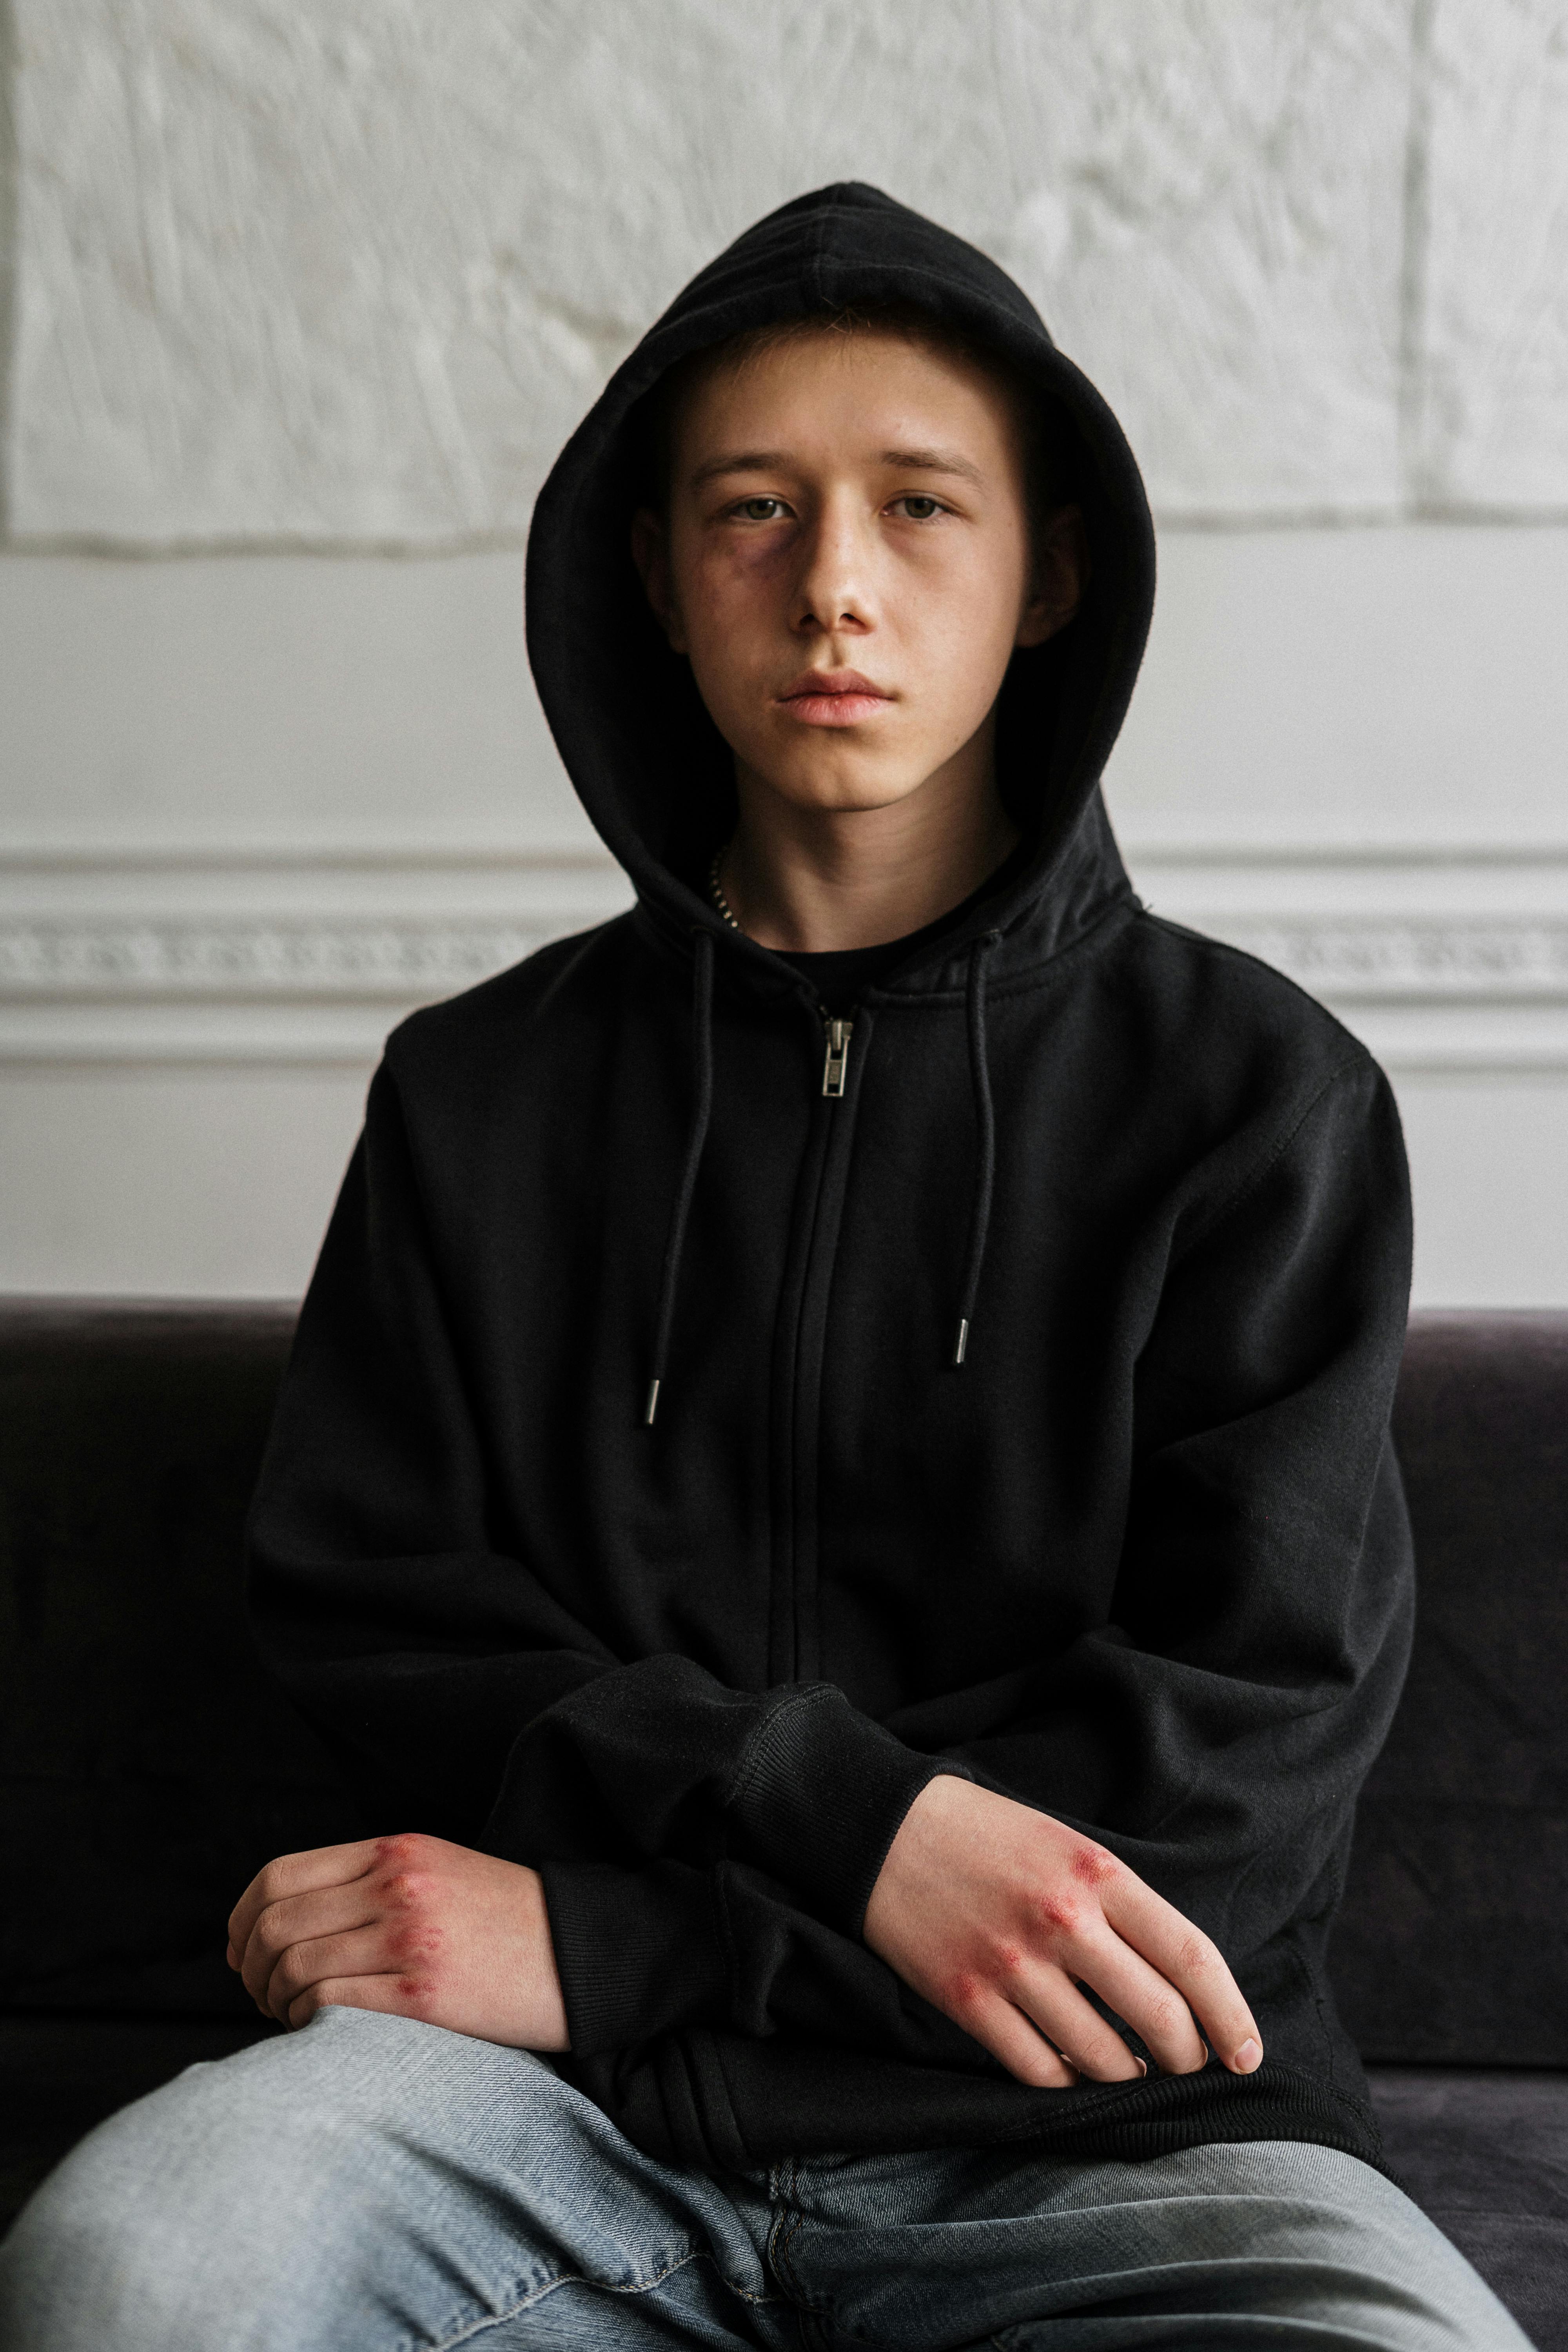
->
[[879, 446, 987, 486], [688, 445, 989, 491], [689, 450, 791, 488]]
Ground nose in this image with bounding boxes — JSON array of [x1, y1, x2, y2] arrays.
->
[[792, 499, 874, 639]]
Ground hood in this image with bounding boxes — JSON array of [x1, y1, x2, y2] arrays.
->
[[524, 181, 1156, 985]]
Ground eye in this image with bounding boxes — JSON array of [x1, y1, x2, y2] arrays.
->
[[734, 496, 789, 522], [891, 494, 945, 521]]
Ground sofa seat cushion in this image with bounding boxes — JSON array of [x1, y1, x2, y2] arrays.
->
[[1368, 2064, 1568, 2348]]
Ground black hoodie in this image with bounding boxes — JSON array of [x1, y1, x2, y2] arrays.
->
[[249, 184, 1414, 2175]]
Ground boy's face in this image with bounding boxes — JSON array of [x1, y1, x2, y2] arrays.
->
[[633, 328, 1082, 823]]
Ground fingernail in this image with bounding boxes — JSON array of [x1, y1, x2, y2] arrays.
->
[[1132, 2056, 1148, 2078], [1232, 2037, 1261, 2073]]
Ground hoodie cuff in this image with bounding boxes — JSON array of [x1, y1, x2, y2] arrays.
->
[[728, 1686, 966, 1935], [540, 1859, 730, 2057]]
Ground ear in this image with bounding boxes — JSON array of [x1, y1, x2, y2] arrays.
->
[[630, 506, 688, 654], [1015, 503, 1089, 650]]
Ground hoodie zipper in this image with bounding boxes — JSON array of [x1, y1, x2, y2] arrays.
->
[[771, 998, 867, 1682], [821, 1013, 853, 1098]]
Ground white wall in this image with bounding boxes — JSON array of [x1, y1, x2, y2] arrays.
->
[[2, 2, 1566, 1304]]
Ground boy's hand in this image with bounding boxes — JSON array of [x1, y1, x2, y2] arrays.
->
[[863, 1776, 1262, 2090], [226, 1833, 569, 2050]]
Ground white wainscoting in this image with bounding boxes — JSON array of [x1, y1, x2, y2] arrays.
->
[[3, 844, 1566, 1074], [0, 849, 632, 1066], [3, 524, 1563, 1301], [1130, 847, 1568, 1075], [2, 840, 1565, 1305]]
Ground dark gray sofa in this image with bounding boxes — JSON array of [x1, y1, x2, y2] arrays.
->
[[1, 1302, 1564, 2343]]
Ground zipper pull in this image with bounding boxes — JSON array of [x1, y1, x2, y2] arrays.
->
[[821, 1016, 853, 1098]]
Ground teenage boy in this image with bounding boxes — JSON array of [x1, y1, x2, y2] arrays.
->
[[0, 183, 1528, 2352]]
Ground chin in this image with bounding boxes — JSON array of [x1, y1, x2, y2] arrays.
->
[[769, 771, 925, 817], [748, 744, 928, 817]]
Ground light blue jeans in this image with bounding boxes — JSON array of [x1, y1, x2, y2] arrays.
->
[[0, 2005, 1530, 2350]]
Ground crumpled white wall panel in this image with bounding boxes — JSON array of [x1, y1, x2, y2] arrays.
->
[[1419, 0, 1568, 509], [990, 2, 1410, 517], [11, 0, 1412, 543]]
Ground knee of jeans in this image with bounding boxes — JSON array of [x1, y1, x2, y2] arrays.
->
[[0, 2057, 349, 2349]]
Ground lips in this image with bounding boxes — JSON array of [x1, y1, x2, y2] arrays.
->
[[777, 669, 893, 728]]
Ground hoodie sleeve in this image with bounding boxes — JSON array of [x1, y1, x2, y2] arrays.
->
[[246, 1058, 947, 2024], [545, 1051, 1416, 2057], [927, 1051, 1416, 1959]]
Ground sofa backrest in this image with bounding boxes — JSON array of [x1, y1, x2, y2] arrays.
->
[[2, 1301, 1565, 2052], [1331, 1312, 1568, 2065], [0, 1303, 358, 2020]]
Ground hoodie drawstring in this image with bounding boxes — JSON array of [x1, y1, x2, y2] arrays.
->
[[646, 921, 1001, 1417], [953, 933, 1002, 1367], [644, 929, 715, 1427]]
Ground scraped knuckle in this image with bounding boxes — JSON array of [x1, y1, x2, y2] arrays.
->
[[943, 1968, 988, 2024], [375, 1836, 437, 1912], [389, 1922, 444, 1967], [374, 1831, 428, 1872], [1069, 1841, 1119, 1891], [1024, 1888, 1080, 1943]]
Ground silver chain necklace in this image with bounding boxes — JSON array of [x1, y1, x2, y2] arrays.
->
[[707, 848, 743, 933]]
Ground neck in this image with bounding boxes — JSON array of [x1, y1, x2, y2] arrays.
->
[[719, 733, 1019, 954]]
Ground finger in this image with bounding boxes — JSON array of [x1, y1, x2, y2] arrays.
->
[[227, 1839, 385, 1965], [239, 1879, 384, 2010], [1009, 1966, 1147, 2083], [238, 1873, 383, 2009], [1100, 1875, 1261, 2073], [284, 1974, 425, 2033], [956, 1991, 1080, 2091], [1070, 1929, 1207, 2075], [262, 1927, 398, 2026]]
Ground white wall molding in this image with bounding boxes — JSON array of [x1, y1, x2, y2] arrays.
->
[[2, 846, 1567, 1071], [1, 916, 560, 998], [0, 850, 633, 1064], [1129, 848, 1568, 1073], [1194, 919, 1568, 999]]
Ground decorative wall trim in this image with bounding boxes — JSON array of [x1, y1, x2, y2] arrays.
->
[[1133, 848, 1568, 1072], [8, 912, 1568, 1005], [0, 849, 632, 1063], [2, 847, 1566, 1071], [0, 917, 556, 997], [1195, 920, 1568, 999]]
